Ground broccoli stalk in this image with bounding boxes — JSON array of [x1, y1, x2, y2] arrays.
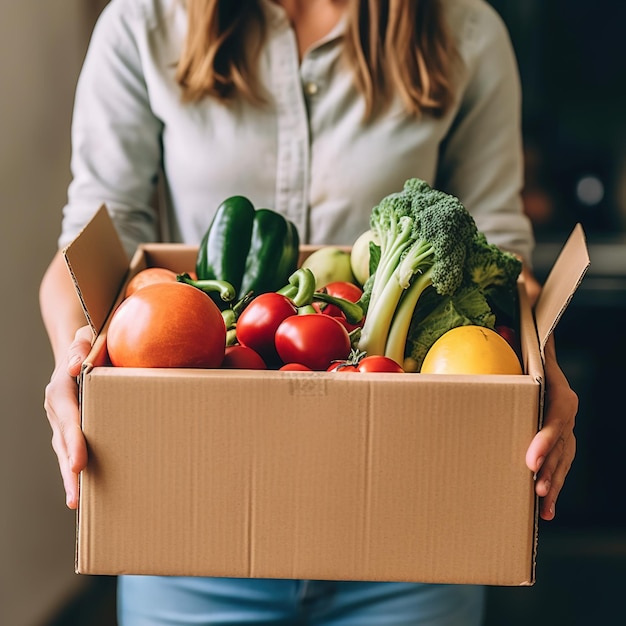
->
[[384, 267, 434, 365], [357, 178, 478, 362]]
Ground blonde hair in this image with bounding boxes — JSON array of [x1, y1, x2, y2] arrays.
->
[[175, 0, 457, 118]]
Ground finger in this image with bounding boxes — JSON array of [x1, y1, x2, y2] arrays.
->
[[49, 409, 82, 509], [67, 326, 93, 377], [44, 372, 88, 509], [537, 434, 576, 521], [525, 418, 566, 476], [525, 383, 577, 474], [533, 431, 568, 497]]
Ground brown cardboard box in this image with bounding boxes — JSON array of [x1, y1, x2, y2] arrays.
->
[[63, 206, 589, 586]]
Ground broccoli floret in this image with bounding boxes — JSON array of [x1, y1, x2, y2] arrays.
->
[[465, 231, 522, 322], [402, 231, 523, 371], [357, 178, 478, 362]]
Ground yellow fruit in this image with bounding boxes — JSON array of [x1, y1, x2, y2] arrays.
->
[[420, 325, 523, 375]]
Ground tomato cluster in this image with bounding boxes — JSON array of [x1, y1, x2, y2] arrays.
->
[[235, 292, 353, 370], [107, 268, 405, 374]]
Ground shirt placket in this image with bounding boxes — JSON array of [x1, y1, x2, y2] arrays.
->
[[269, 25, 311, 242]]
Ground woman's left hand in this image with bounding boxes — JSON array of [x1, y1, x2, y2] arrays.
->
[[521, 266, 578, 521], [525, 336, 578, 520]]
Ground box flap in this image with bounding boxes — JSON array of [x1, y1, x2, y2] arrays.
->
[[62, 205, 129, 335], [534, 224, 590, 356]]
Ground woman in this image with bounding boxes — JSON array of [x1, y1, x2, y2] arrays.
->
[[40, 1, 578, 624]]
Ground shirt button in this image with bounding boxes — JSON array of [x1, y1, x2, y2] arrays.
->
[[303, 81, 319, 96]]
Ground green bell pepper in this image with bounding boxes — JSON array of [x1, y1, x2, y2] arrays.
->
[[195, 195, 300, 306]]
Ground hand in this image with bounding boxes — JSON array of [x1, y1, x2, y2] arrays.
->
[[525, 336, 578, 520], [43, 325, 92, 509]]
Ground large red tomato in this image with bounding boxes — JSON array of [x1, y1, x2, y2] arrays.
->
[[274, 314, 351, 371], [235, 292, 298, 365], [107, 282, 226, 368]]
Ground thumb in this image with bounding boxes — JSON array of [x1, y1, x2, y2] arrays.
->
[[67, 325, 93, 377]]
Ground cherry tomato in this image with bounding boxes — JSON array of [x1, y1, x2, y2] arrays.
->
[[279, 363, 313, 371], [107, 282, 226, 368], [235, 293, 297, 365], [318, 281, 364, 332], [275, 314, 351, 371], [327, 361, 358, 373], [356, 355, 405, 373], [221, 345, 266, 370]]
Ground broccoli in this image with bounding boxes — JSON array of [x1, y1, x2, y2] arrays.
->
[[356, 178, 478, 362], [465, 231, 523, 323], [403, 283, 495, 372], [403, 231, 523, 371]]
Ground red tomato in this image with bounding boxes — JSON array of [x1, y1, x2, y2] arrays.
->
[[235, 293, 298, 365], [319, 281, 364, 332], [275, 314, 351, 371], [495, 325, 520, 355], [279, 363, 313, 371], [326, 362, 358, 373], [221, 345, 266, 370], [356, 355, 405, 373], [107, 282, 226, 368], [323, 281, 363, 302], [125, 267, 178, 297]]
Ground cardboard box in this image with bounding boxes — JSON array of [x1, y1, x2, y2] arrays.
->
[[63, 206, 589, 585]]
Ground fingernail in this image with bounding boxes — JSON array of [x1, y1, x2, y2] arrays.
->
[[534, 456, 545, 480]]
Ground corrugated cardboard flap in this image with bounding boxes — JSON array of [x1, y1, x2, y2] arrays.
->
[[62, 205, 129, 335], [534, 224, 590, 356]]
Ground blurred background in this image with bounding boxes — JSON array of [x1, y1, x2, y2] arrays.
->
[[1, 1, 624, 625]]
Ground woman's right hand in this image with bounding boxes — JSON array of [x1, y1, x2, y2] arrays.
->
[[44, 325, 92, 509]]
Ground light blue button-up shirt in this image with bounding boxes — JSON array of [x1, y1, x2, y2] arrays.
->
[[59, 0, 534, 264]]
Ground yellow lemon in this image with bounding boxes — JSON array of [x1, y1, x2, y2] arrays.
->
[[420, 325, 523, 375]]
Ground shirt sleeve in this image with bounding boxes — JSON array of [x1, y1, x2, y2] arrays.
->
[[436, 1, 535, 266], [58, 0, 163, 258]]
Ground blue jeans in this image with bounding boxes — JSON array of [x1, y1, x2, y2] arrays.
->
[[118, 577, 485, 625]]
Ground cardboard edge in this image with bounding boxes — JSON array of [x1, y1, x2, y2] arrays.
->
[[62, 205, 130, 335], [524, 224, 589, 585], [517, 280, 542, 586], [63, 254, 98, 339], [534, 224, 590, 357]]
